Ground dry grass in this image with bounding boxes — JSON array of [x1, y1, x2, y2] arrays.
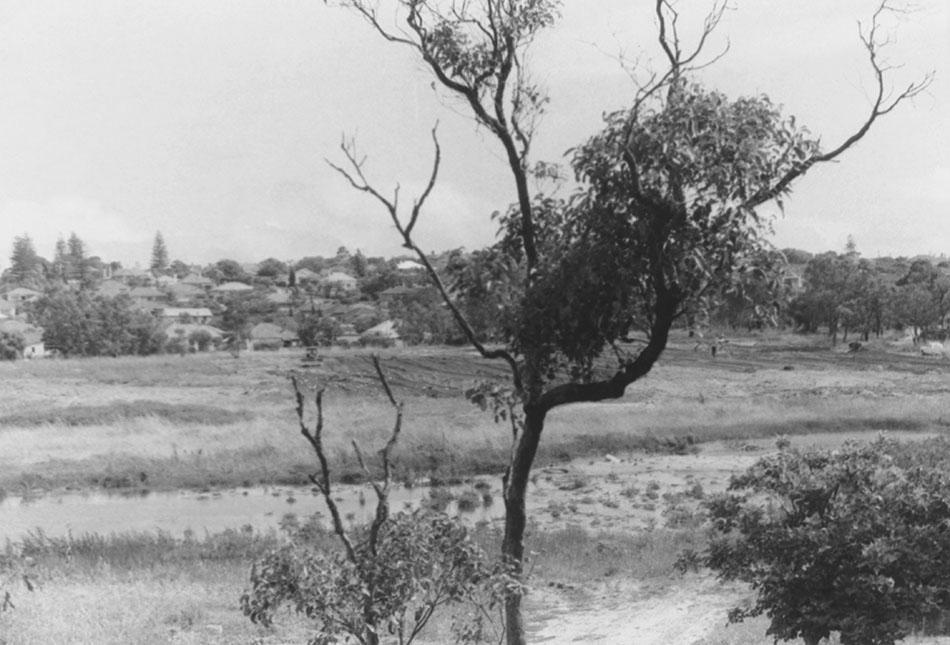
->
[[3, 341, 950, 493]]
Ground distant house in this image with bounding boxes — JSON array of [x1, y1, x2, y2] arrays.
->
[[0, 299, 15, 319], [396, 260, 424, 272], [181, 273, 214, 289], [294, 267, 321, 284], [378, 285, 415, 307], [96, 280, 131, 298], [3, 287, 43, 307], [163, 322, 224, 351], [155, 307, 214, 324], [0, 319, 45, 358], [129, 285, 165, 304], [360, 319, 402, 348], [166, 282, 204, 303], [212, 281, 253, 294], [321, 271, 359, 296], [336, 322, 361, 347], [249, 322, 299, 350], [154, 274, 178, 287], [113, 267, 152, 285]]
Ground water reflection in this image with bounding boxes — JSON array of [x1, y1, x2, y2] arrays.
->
[[0, 481, 502, 543]]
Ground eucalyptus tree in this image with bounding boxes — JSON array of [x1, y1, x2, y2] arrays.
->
[[326, 1, 931, 642]]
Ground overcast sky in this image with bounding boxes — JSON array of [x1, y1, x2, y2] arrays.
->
[[0, 0, 946, 269]]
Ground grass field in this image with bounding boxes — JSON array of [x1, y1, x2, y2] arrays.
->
[[3, 332, 950, 643]]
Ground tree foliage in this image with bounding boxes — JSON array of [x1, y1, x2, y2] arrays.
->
[[8, 234, 43, 287], [29, 290, 164, 357], [243, 510, 507, 645], [693, 437, 950, 645], [150, 231, 170, 274], [0, 331, 25, 360]]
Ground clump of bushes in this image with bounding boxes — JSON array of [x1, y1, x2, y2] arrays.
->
[[685, 436, 950, 645]]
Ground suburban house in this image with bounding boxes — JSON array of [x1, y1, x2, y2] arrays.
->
[[396, 259, 424, 272], [3, 287, 43, 308], [129, 285, 166, 305], [163, 322, 224, 350], [378, 285, 416, 307], [249, 322, 299, 350], [96, 280, 131, 298], [293, 268, 321, 284], [181, 273, 214, 289], [155, 307, 214, 325], [166, 282, 204, 303], [320, 271, 359, 296], [212, 281, 253, 295], [112, 267, 152, 285], [361, 319, 402, 347]]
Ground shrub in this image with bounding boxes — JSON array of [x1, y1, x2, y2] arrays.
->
[[0, 331, 25, 360], [242, 510, 510, 644], [690, 437, 950, 645]]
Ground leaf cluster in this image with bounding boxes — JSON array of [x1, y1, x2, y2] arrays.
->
[[698, 437, 950, 645], [242, 510, 514, 644]]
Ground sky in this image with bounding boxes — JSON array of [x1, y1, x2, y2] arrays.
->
[[0, 0, 947, 269]]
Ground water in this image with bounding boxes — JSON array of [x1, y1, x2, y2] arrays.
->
[[0, 482, 502, 543]]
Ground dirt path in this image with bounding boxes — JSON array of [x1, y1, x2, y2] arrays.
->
[[525, 577, 743, 644]]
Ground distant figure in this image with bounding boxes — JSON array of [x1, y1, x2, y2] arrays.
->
[[848, 341, 863, 353]]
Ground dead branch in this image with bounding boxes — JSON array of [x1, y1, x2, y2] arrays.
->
[[291, 375, 357, 563], [744, 0, 934, 209], [326, 125, 524, 394]]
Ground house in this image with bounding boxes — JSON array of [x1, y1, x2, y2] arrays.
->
[[320, 271, 359, 296], [294, 268, 321, 284], [360, 319, 402, 348], [212, 281, 253, 294], [129, 285, 165, 304], [166, 282, 205, 303], [3, 287, 43, 307], [378, 285, 416, 307], [0, 319, 45, 358], [96, 280, 131, 298], [154, 274, 178, 287], [0, 299, 15, 319], [181, 273, 214, 289], [112, 267, 152, 285], [163, 322, 224, 351], [336, 322, 361, 347], [249, 322, 299, 350], [155, 307, 214, 324], [396, 260, 424, 272]]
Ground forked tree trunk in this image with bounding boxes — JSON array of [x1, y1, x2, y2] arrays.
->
[[502, 405, 547, 645]]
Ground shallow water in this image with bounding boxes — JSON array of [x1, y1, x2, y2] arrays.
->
[[0, 482, 502, 542]]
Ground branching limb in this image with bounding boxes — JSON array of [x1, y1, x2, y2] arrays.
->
[[327, 126, 524, 394], [744, 0, 934, 209], [291, 375, 357, 563]]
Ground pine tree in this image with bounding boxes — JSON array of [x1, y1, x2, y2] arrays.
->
[[150, 232, 169, 274], [66, 232, 86, 283], [9, 234, 41, 286]]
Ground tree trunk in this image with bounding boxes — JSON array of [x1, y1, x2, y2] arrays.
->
[[502, 405, 547, 645]]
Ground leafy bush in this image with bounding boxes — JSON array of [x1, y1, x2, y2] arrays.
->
[[690, 437, 950, 645], [0, 331, 25, 360], [242, 509, 511, 644]]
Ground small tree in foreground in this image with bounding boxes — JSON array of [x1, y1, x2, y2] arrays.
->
[[687, 437, 950, 645], [327, 2, 931, 642], [242, 357, 511, 645]]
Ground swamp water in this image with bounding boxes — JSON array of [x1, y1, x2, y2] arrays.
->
[[0, 481, 502, 543]]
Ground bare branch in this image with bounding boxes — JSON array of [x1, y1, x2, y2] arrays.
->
[[328, 126, 524, 394], [290, 375, 357, 563], [744, 0, 934, 209]]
